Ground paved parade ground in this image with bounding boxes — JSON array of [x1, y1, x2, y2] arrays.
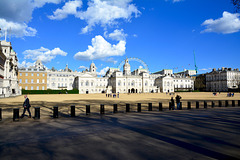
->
[[0, 107, 240, 160], [0, 93, 240, 159]]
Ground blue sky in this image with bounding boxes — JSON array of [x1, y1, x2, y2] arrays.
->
[[0, 0, 239, 75]]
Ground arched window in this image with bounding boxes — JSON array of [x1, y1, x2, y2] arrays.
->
[[86, 81, 89, 86], [118, 80, 121, 86], [81, 81, 84, 86], [145, 81, 148, 86], [131, 81, 135, 86], [91, 81, 94, 86]]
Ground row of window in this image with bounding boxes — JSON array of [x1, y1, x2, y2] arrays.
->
[[174, 80, 191, 82], [50, 83, 72, 87], [19, 79, 45, 83], [19, 73, 45, 77], [49, 74, 71, 77], [20, 86, 45, 90], [49, 78, 73, 81]]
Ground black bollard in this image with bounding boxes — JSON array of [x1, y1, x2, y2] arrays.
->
[[137, 103, 141, 112], [169, 102, 172, 110], [187, 102, 191, 110], [204, 101, 207, 109], [113, 104, 118, 113], [71, 105, 75, 117], [232, 100, 235, 107], [0, 108, 2, 121], [86, 105, 90, 115], [225, 100, 228, 107], [238, 100, 240, 106], [13, 108, 19, 121], [126, 104, 130, 112], [159, 102, 163, 111], [34, 107, 40, 119], [212, 101, 215, 108], [196, 101, 199, 109], [219, 100, 222, 107], [100, 104, 104, 114], [148, 103, 152, 111], [180, 102, 182, 110], [53, 106, 58, 118]]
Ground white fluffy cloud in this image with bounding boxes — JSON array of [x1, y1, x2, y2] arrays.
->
[[48, 0, 140, 33], [0, 0, 62, 38], [74, 35, 126, 61], [79, 65, 88, 69], [48, 0, 82, 20], [97, 67, 109, 76], [0, 19, 37, 38], [78, 0, 140, 33], [201, 11, 240, 34], [18, 60, 35, 68], [105, 57, 118, 64], [199, 68, 212, 71], [104, 29, 128, 41], [33, 0, 62, 8], [23, 47, 67, 63]]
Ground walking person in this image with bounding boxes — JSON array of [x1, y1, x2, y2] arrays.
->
[[175, 95, 182, 110], [21, 95, 31, 118], [170, 97, 175, 110]]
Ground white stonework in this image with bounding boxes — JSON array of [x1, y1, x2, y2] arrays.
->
[[47, 65, 76, 90], [173, 76, 194, 91], [18, 58, 195, 94], [206, 67, 240, 92], [74, 58, 194, 94], [175, 69, 196, 77], [0, 40, 21, 98]]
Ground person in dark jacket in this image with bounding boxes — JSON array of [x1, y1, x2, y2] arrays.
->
[[170, 97, 175, 110], [21, 95, 31, 118], [175, 95, 182, 110]]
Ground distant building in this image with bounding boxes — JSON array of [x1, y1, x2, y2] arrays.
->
[[206, 67, 240, 92], [18, 60, 47, 91], [18, 57, 196, 94], [0, 40, 21, 97], [47, 64, 76, 90], [153, 69, 173, 75], [174, 69, 196, 77], [74, 58, 195, 94]]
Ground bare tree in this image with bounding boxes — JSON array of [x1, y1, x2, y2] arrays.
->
[[232, 0, 240, 12]]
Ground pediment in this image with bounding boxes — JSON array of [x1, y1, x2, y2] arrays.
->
[[79, 73, 96, 78]]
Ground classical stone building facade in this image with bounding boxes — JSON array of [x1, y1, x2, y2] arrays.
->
[[47, 64, 76, 90], [0, 40, 21, 97], [18, 60, 47, 91], [74, 58, 194, 94], [206, 67, 240, 92], [18, 58, 195, 94]]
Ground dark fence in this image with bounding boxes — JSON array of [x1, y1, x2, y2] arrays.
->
[[1, 100, 239, 121]]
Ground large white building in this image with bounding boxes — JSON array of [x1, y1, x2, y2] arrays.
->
[[0, 40, 21, 97], [18, 57, 195, 94], [206, 67, 240, 92], [154, 73, 194, 93], [74, 58, 195, 94], [47, 64, 76, 90]]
